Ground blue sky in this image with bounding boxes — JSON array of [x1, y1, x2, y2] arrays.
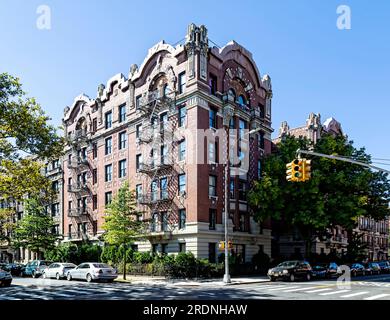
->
[[1, 0, 389, 164]]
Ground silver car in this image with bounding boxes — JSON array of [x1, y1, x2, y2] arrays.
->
[[67, 262, 117, 283], [43, 263, 77, 280], [0, 268, 12, 287]]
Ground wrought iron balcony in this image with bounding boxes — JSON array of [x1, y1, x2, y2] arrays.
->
[[67, 207, 91, 217], [138, 192, 171, 205], [67, 156, 89, 169], [68, 182, 89, 193]]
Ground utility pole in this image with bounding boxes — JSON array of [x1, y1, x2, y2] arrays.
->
[[223, 124, 262, 284]]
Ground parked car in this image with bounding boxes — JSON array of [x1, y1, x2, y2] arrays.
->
[[267, 260, 312, 282], [43, 263, 77, 280], [4, 263, 24, 276], [23, 260, 53, 278], [67, 263, 118, 283], [0, 267, 12, 287], [312, 262, 341, 279], [350, 263, 366, 277], [377, 261, 390, 274], [362, 262, 381, 275]]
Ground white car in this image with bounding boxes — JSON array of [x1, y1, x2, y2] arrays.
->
[[43, 263, 77, 280], [0, 268, 12, 287], [66, 262, 117, 283]]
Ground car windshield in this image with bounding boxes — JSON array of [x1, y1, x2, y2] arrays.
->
[[277, 261, 298, 268], [63, 264, 76, 268], [93, 263, 110, 268], [41, 261, 52, 266]]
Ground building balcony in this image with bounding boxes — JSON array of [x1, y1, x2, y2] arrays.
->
[[138, 158, 172, 174], [68, 182, 89, 193], [67, 156, 89, 169], [138, 192, 171, 205], [68, 129, 90, 144], [67, 231, 89, 241], [138, 91, 174, 114], [67, 207, 91, 217]]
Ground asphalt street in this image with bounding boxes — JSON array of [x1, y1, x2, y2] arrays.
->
[[1, 274, 390, 300]]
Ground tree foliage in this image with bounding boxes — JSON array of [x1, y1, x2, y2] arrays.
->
[[0, 73, 64, 161], [248, 134, 390, 258], [0, 208, 16, 245], [102, 181, 144, 278], [13, 197, 58, 256]]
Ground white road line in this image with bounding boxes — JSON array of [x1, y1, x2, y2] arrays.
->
[[267, 286, 300, 291], [258, 285, 278, 289], [364, 294, 390, 300], [340, 292, 369, 298], [282, 286, 319, 292], [319, 290, 351, 296], [305, 288, 333, 293]]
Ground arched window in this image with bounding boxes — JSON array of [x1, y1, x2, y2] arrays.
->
[[163, 83, 169, 97], [238, 95, 246, 107], [228, 89, 236, 101]]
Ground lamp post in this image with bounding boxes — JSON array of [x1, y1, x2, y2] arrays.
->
[[222, 104, 262, 284]]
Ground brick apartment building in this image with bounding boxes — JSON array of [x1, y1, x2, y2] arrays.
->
[[59, 23, 274, 263], [272, 113, 389, 261]]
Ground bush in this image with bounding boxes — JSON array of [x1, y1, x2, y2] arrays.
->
[[44, 242, 102, 265], [133, 251, 153, 264]]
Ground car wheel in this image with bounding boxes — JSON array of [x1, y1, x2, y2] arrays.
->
[[306, 273, 311, 281], [270, 277, 276, 282], [86, 274, 93, 283], [56, 273, 60, 280], [289, 274, 295, 282], [67, 273, 72, 281]]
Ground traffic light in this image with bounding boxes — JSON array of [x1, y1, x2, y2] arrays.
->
[[286, 161, 294, 182], [218, 241, 225, 250], [292, 159, 304, 182], [303, 159, 311, 181]]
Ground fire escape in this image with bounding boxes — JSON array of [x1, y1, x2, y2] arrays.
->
[[136, 89, 186, 239], [67, 128, 95, 241]]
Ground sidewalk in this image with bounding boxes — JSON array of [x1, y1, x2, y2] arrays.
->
[[115, 274, 269, 286]]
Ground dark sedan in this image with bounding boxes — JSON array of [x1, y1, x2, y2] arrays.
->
[[4, 263, 24, 276], [363, 262, 381, 275], [312, 262, 341, 279], [350, 263, 366, 277], [377, 261, 390, 274], [267, 260, 312, 282]]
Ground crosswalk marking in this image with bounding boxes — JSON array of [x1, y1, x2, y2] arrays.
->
[[364, 294, 390, 300], [319, 290, 351, 296], [305, 288, 332, 293], [267, 286, 299, 291], [340, 292, 369, 298], [282, 286, 319, 292]]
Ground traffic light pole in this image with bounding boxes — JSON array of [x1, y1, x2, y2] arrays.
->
[[296, 149, 390, 174]]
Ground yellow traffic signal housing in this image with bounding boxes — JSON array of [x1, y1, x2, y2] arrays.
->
[[292, 159, 304, 182], [218, 241, 225, 250], [286, 161, 294, 181], [303, 159, 311, 181]]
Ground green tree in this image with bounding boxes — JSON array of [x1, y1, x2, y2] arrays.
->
[[0, 207, 16, 246], [13, 197, 58, 258], [102, 182, 144, 279], [0, 73, 64, 161], [0, 72, 64, 202], [248, 134, 390, 259]]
